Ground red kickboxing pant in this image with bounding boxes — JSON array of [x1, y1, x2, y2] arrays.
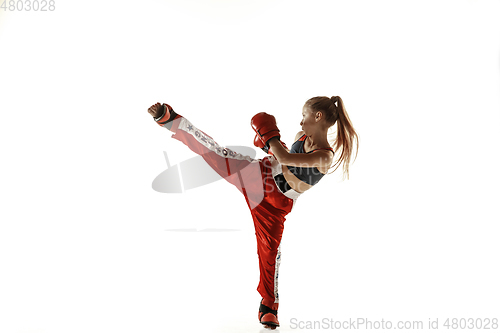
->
[[167, 116, 294, 303]]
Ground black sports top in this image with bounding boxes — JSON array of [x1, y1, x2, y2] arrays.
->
[[287, 134, 334, 185]]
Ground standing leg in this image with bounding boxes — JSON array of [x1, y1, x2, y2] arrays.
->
[[252, 204, 285, 303], [251, 158, 294, 329]]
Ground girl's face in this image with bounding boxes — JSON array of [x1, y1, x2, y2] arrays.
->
[[300, 105, 317, 134]]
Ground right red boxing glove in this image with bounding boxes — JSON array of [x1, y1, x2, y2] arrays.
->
[[254, 133, 288, 156], [251, 112, 281, 149], [254, 133, 269, 154]]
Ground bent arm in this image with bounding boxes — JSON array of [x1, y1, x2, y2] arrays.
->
[[268, 138, 333, 169]]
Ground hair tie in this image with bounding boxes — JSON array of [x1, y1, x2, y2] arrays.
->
[[331, 96, 339, 107]]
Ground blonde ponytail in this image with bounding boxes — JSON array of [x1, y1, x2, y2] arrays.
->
[[329, 96, 358, 179], [305, 95, 359, 179]]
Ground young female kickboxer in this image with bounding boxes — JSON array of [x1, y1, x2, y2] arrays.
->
[[148, 96, 358, 330]]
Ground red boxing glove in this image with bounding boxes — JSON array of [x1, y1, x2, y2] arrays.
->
[[254, 133, 269, 153], [251, 112, 281, 149], [254, 133, 288, 156]]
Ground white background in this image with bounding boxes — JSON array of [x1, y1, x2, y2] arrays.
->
[[1, 0, 499, 332]]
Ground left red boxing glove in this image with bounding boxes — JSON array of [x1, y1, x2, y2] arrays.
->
[[251, 112, 281, 149]]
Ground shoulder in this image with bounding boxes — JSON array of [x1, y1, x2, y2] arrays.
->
[[294, 131, 305, 142], [310, 148, 334, 172], [310, 146, 335, 164], [311, 148, 334, 158]]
